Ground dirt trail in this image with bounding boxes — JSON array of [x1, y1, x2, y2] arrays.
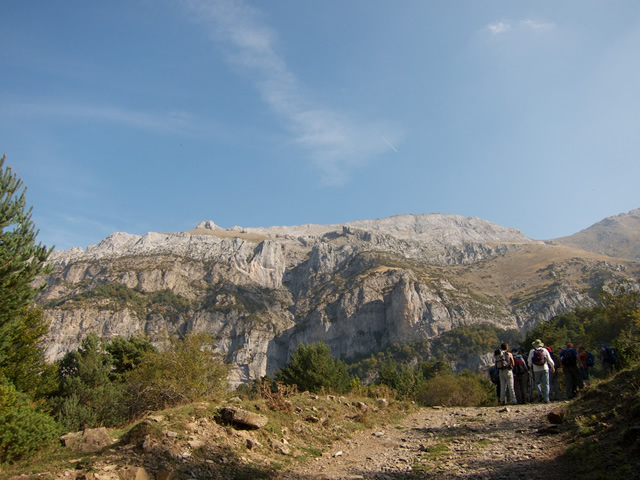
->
[[275, 403, 574, 480]]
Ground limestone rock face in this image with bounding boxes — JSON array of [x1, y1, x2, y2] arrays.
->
[[37, 213, 638, 384]]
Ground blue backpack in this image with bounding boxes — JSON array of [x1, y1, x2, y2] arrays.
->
[[604, 347, 618, 364], [560, 349, 577, 367], [586, 351, 595, 367]]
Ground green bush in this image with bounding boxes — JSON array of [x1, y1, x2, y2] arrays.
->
[[276, 342, 351, 394], [52, 335, 128, 431], [416, 372, 492, 407], [124, 333, 229, 418], [0, 380, 61, 463]]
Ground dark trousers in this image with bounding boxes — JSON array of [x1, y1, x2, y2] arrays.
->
[[564, 365, 584, 399], [514, 373, 529, 404]]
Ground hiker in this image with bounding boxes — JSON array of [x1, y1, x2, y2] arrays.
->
[[599, 344, 618, 376], [495, 343, 517, 405], [528, 339, 555, 403], [577, 345, 592, 387], [559, 343, 583, 399], [488, 356, 500, 400], [546, 346, 561, 401], [512, 347, 529, 404]]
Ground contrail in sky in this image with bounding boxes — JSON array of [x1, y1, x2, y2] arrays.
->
[[380, 134, 398, 153]]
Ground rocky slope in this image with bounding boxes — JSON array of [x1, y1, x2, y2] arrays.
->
[[551, 208, 640, 260], [36, 213, 640, 385]]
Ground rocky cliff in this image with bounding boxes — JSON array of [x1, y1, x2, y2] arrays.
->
[[36, 213, 640, 385]]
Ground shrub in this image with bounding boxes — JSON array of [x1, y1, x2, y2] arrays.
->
[[416, 372, 492, 407], [124, 333, 228, 418], [52, 335, 128, 431], [0, 380, 61, 463], [276, 342, 351, 394]]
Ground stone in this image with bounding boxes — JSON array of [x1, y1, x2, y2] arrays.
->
[[117, 466, 151, 480], [271, 439, 291, 455], [188, 439, 205, 449], [547, 409, 566, 424], [246, 438, 263, 449], [220, 407, 268, 429], [60, 428, 113, 453]]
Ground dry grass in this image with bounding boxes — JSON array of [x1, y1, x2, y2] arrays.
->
[[458, 243, 638, 299]]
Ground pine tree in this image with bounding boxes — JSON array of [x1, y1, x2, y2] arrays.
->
[[0, 154, 52, 367]]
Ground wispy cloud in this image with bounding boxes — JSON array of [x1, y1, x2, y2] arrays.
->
[[488, 21, 512, 35], [184, 0, 399, 186], [486, 18, 555, 36], [520, 19, 555, 32], [8, 101, 217, 138]]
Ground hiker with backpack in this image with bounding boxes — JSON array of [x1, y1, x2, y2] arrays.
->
[[528, 339, 555, 403], [577, 344, 592, 387], [559, 343, 583, 399], [599, 344, 618, 376], [512, 347, 529, 404], [495, 343, 517, 405]]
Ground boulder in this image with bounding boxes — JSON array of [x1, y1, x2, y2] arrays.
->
[[117, 466, 151, 480], [60, 428, 113, 453], [220, 407, 268, 429], [547, 408, 566, 424], [270, 439, 291, 455]]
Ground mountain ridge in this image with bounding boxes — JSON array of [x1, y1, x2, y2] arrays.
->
[[550, 208, 640, 260], [38, 210, 640, 386]]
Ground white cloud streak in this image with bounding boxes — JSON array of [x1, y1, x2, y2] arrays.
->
[[487, 18, 555, 35], [520, 19, 556, 32], [9, 101, 213, 137], [185, 0, 398, 186]]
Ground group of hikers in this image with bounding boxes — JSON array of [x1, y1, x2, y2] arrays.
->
[[488, 340, 618, 404]]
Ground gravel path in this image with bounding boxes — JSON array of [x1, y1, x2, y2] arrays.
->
[[275, 403, 574, 480]]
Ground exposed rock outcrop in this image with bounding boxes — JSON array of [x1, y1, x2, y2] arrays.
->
[[36, 213, 640, 385]]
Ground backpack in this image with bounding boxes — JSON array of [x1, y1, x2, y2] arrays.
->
[[604, 347, 618, 364], [495, 351, 511, 370], [489, 366, 500, 384], [513, 355, 528, 375], [586, 351, 595, 367], [561, 349, 577, 367], [531, 348, 546, 366]]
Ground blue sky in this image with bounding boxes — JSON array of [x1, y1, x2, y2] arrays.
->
[[2, 1, 638, 251]]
